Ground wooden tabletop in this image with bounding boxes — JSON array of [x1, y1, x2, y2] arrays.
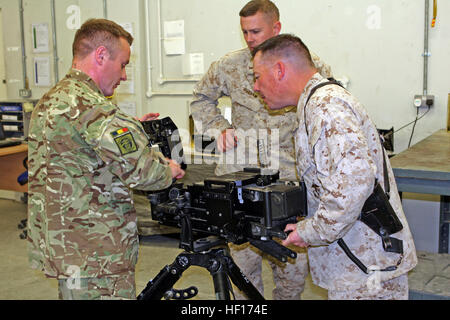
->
[[391, 130, 450, 176], [390, 129, 450, 195], [0, 143, 28, 157], [0, 142, 28, 192]]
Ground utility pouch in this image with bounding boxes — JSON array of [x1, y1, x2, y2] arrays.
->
[[360, 182, 404, 254], [337, 181, 404, 274]]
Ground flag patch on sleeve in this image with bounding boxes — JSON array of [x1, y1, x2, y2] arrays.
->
[[111, 128, 138, 155]]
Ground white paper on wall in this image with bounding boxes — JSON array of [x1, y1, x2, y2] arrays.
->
[[34, 57, 51, 87], [163, 20, 185, 55], [182, 53, 204, 75], [32, 23, 49, 53]]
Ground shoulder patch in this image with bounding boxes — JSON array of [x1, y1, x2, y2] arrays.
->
[[111, 127, 129, 137], [111, 128, 138, 155]]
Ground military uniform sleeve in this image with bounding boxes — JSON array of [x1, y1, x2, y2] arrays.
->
[[190, 59, 232, 139], [297, 97, 375, 245], [310, 51, 333, 78], [78, 107, 172, 191]]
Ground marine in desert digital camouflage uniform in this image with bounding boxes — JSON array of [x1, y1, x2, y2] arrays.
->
[[253, 34, 417, 300], [190, 0, 332, 299], [27, 19, 184, 300]]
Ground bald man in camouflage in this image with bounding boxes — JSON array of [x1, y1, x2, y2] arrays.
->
[[190, 0, 332, 299], [253, 34, 417, 299], [27, 18, 184, 300]]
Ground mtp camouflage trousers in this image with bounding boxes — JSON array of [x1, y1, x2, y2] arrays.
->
[[57, 271, 136, 300]]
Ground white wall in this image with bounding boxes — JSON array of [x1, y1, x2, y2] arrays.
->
[[146, 0, 450, 154], [1, 0, 448, 151], [283, 0, 449, 151], [0, 0, 448, 252]]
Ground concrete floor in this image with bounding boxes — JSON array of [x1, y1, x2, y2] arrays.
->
[[0, 198, 327, 300], [2, 196, 448, 300]]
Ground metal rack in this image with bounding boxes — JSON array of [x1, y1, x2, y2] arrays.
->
[[0, 100, 37, 139]]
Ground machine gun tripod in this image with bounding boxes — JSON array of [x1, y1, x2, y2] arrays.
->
[[137, 235, 296, 300]]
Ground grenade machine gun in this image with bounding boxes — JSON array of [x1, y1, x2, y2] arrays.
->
[[138, 117, 307, 300]]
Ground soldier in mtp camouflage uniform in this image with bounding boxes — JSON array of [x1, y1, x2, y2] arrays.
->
[[190, 0, 332, 299], [27, 19, 185, 300], [252, 34, 417, 299]]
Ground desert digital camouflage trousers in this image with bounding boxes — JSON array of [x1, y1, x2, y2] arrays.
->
[[229, 242, 308, 300], [58, 271, 136, 300], [328, 274, 409, 300]]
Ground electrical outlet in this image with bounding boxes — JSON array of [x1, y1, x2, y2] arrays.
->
[[19, 88, 32, 98], [413, 94, 434, 108]]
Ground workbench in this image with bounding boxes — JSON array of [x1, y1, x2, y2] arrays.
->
[[390, 129, 450, 253], [0, 143, 28, 193]]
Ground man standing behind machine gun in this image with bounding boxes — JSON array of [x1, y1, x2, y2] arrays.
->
[[190, 0, 333, 300], [252, 34, 417, 300]]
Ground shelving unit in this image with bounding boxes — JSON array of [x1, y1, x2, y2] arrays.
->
[[0, 100, 38, 140]]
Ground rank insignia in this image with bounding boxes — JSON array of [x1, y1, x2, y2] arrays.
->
[[111, 128, 138, 155]]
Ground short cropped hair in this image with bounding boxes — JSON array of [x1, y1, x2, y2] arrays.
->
[[252, 34, 315, 69], [72, 18, 133, 59], [239, 0, 280, 22]]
